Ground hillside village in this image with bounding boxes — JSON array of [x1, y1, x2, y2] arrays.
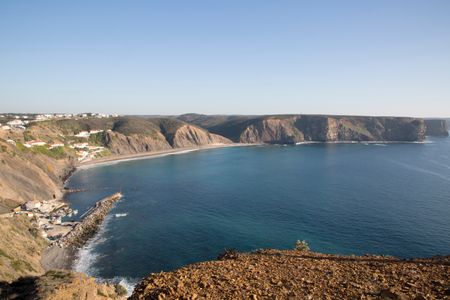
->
[[0, 113, 117, 162]]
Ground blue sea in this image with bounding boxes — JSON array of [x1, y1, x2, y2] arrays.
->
[[65, 138, 450, 289]]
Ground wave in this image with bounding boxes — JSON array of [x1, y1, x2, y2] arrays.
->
[[73, 215, 112, 275], [115, 213, 128, 217], [111, 277, 139, 296], [389, 160, 450, 182]]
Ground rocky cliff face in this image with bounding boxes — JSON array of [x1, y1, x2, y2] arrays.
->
[[425, 119, 449, 137], [183, 115, 427, 144], [170, 124, 232, 148], [103, 131, 172, 155]]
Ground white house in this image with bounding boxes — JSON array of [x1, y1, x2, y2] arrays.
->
[[7, 119, 25, 127], [89, 129, 103, 134], [49, 143, 64, 149], [25, 201, 41, 210], [75, 131, 90, 138], [24, 140, 47, 148], [73, 142, 89, 149]]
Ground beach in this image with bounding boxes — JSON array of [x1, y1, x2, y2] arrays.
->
[[77, 143, 252, 169]]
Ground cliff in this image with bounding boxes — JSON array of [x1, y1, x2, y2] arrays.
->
[[26, 117, 232, 156], [425, 119, 449, 137], [0, 138, 75, 210], [131, 249, 450, 299], [180, 114, 427, 144]]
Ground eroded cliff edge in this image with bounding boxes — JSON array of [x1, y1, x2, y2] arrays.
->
[[179, 114, 427, 144], [425, 119, 449, 137]]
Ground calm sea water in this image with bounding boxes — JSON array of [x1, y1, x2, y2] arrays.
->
[[65, 138, 450, 287]]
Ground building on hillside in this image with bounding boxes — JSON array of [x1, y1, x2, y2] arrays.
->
[[6, 139, 16, 145], [24, 140, 47, 148], [25, 201, 41, 210], [89, 129, 103, 134], [7, 119, 24, 127], [75, 131, 90, 138], [49, 143, 64, 149], [73, 142, 89, 149]]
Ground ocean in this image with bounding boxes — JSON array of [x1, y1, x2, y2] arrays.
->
[[65, 137, 450, 289]]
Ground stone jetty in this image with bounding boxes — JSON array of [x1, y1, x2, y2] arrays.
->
[[58, 192, 122, 248]]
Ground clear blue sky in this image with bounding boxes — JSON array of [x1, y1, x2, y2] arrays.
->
[[1, 1, 449, 117]]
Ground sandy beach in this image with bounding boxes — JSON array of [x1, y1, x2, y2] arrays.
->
[[77, 143, 253, 169]]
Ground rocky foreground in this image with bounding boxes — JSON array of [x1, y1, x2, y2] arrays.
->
[[131, 249, 450, 300]]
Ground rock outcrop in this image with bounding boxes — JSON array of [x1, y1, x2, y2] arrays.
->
[[0, 270, 127, 300], [184, 114, 427, 144], [131, 249, 450, 299], [425, 119, 449, 137]]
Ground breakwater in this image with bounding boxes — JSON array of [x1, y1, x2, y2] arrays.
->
[[59, 192, 122, 248], [42, 192, 123, 270]]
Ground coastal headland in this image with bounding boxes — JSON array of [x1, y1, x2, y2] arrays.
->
[[0, 113, 448, 298]]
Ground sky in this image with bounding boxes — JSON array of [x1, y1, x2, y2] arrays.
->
[[0, 1, 449, 117]]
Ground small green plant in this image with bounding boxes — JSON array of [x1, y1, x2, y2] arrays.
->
[[97, 289, 108, 297], [115, 284, 128, 296], [295, 240, 310, 252], [16, 142, 28, 152], [0, 249, 12, 259], [217, 248, 240, 260], [23, 131, 35, 142], [30, 145, 66, 159]]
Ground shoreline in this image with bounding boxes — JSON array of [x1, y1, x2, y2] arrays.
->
[[48, 143, 253, 271], [47, 138, 440, 273], [41, 192, 123, 271], [77, 143, 253, 169]]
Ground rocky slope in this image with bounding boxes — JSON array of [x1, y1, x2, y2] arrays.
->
[[0, 270, 126, 300], [425, 119, 449, 137], [26, 117, 232, 156], [0, 216, 47, 282], [179, 114, 427, 143], [131, 249, 450, 299], [0, 138, 75, 211]]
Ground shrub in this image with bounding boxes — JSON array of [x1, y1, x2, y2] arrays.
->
[[115, 284, 128, 296], [217, 248, 240, 260], [30, 145, 66, 159], [0, 249, 11, 259], [295, 240, 310, 252], [16, 143, 28, 152]]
